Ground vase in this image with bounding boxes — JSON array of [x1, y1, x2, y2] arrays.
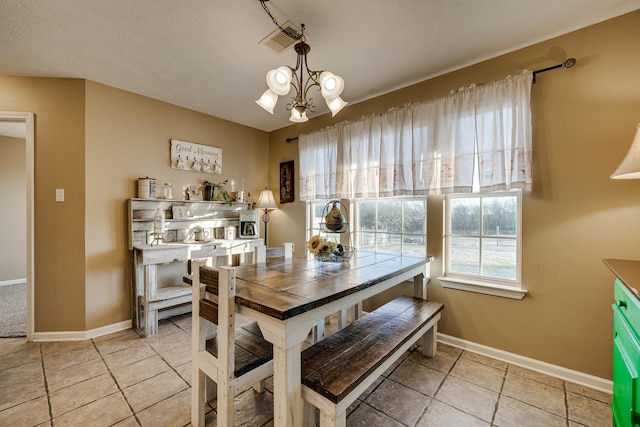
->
[[204, 184, 214, 201]]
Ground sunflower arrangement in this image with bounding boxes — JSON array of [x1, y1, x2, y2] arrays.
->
[[307, 235, 349, 260]]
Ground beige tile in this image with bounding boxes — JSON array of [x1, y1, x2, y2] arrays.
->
[[364, 378, 431, 426], [49, 372, 119, 417], [209, 387, 274, 427], [0, 395, 50, 426], [408, 346, 459, 373], [136, 388, 191, 427], [566, 382, 612, 403], [438, 343, 464, 357], [112, 416, 140, 426], [0, 374, 46, 411], [382, 350, 410, 377], [175, 360, 192, 386], [111, 354, 170, 389], [154, 319, 182, 337], [461, 351, 508, 371], [46, 357, 108, 392], [389, 359, 446, 396], [0, 339, 39, 357], [0, 346, 41, 370], [122, 370, 188, 412], [102, 343, 156, 370], [159, 342, 192, 367], [94, 333, 148, 355], [502, 372, 566, 417], [0, 359, 43, 387], [169, 313, 192, 331], [416, 399, 490, 427], [145, 330, 191, 354], [494, 395, 567, 427], [567, 391, 613, 427], [434, 376, 498, 422], [507, 364, 564, 389], [43, 345, 101, 372], [347, 402, 405, 427], [450, 357, 505, 392], [52, 392, 132, 427], [40, 340, 92, 356]]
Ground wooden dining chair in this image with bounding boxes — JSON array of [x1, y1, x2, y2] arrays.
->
[[191, 262, 274, 427], [254, 242, 294, 264]]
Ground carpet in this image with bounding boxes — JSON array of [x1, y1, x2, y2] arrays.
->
[[0, 282, 26, 337]]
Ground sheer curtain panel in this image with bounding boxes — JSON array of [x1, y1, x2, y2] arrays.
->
[[298, 72, 533, 200]]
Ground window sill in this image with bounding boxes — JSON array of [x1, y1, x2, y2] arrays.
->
[[437, 276, 527, 300]]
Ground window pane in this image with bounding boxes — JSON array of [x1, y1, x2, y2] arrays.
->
[[403, 236, 426, 256], [377, 201, 401, 232], [481, 238, 517, 280], [450, 237, 480, 275], [482, 196, 517, 237], [377, 233, 402, 252], [402, 200, 426, 234], [358, 201, 376, 231], [450, 198, 480, 235], [358, 232, 376, 250], [311, 203, 325, 229]]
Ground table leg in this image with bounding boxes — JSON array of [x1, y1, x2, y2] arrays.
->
[[272, 343, 303, 427]]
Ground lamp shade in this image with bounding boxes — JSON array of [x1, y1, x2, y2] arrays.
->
[[319, 71, 344, 98], [257, 189, 278, 210], [325, 96, 348, 116], [255, 89, 278, 114], [289, 108, 308, 123], [266, 66, 292, 96], [611, 123, 640, 179]]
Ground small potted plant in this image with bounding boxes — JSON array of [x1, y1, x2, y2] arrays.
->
[[202, 179, 233, 206]]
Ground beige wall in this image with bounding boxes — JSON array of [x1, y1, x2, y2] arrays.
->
[[84, 81, 269, 329], [0, 77, 86, 332], [267, 10, 640, 379], [0, 135, 26, 281], [0, 77, 268, 333]]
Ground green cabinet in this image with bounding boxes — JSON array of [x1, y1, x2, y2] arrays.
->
[[612, 277, 640, 427]]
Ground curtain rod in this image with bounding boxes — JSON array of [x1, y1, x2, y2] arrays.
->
[[286, 58, 576, 141], [532, 58, 576, 84]]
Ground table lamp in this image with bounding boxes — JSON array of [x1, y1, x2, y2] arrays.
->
[[611, 123, 640, 179], [257, 188, 278, 245]]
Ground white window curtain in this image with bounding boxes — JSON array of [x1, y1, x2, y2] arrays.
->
[[299, 71, 532, 200]]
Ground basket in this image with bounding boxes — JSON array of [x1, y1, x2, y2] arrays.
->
[[314, 245, 355, 263]]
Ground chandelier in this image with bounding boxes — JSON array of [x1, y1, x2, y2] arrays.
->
[[255, 1, 347, 123]]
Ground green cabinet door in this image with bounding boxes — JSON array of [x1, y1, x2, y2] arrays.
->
[[613, 306, 640, 427]]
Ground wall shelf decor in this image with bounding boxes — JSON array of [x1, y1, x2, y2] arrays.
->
[[170, 139, 222, 174]]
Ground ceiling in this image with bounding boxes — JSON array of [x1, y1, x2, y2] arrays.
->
[[1, 0, 639, 133]]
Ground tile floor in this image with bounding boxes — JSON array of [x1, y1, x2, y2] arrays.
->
[[0, 312, 613, 427]]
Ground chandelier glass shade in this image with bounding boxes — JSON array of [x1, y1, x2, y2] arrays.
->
[[256, 33, 347, 122]]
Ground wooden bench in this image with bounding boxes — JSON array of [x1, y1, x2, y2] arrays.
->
[[301, 295, 444, 427]]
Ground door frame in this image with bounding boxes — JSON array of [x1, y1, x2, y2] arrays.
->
[[0, 111, 35, 340]]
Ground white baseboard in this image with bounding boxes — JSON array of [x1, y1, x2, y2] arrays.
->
[[438, 333, 612, 394], [32, 320, 132, 342], [0, 278, 26, 287]]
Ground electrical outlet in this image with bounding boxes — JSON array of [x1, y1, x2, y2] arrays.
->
[[55, 189, 64, 202]]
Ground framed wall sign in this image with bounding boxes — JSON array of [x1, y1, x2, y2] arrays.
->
[[170, 139, 222, 174], [280, 160, 294, 203]]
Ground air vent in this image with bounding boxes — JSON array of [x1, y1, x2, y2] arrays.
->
[[259, 21, 301, 54]]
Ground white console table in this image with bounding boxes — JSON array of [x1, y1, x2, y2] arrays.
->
[[132, 239, 261, 336], [128, 198, 262, 336]]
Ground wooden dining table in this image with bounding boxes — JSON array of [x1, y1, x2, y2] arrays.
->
[[232, 250, 433, 427]]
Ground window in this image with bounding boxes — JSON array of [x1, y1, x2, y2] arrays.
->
[[441, 191, 526, 299], [355, 198, 426, 256], [306, 198, 427, 256]]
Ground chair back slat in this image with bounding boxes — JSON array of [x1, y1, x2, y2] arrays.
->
[[199, 298, 219, 325], [255, 242, 294, 264]]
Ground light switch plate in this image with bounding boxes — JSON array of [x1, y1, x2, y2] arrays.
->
[[55, 188, 64, 202]]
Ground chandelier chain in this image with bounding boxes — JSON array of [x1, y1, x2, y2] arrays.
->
[[259, 0, 304, 41]]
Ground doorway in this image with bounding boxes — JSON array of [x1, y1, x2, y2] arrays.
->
[[0, 112, 34, 340]]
